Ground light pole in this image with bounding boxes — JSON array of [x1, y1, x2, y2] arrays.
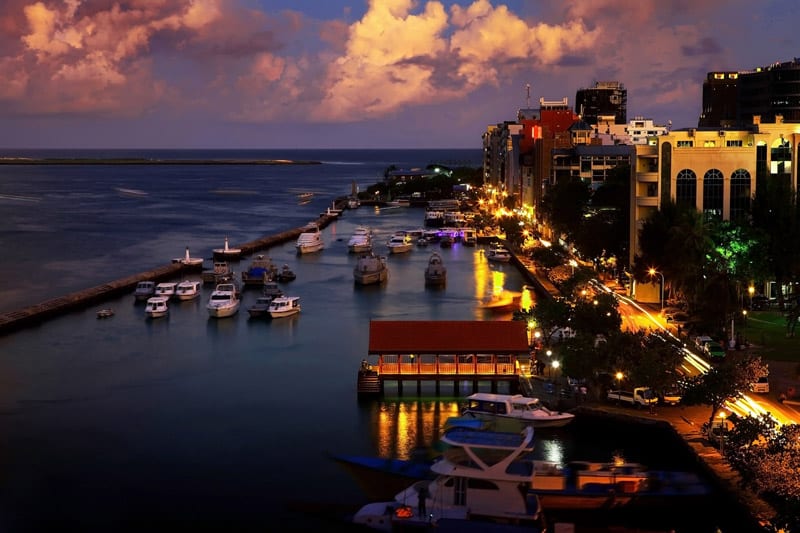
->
[[648, 268, 664, 310]]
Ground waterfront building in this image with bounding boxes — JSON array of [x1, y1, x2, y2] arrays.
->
[[629, 116, 800, 297]]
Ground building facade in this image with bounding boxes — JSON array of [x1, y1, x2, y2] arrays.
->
[[575, 81, 627, 126], [629, 116, 800, 268]]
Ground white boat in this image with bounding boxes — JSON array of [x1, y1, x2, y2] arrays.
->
[[320, 201, 343, 218], [296, 224, 324, 254], [462, 392, 575, 430], [133, 280, 156, 302], [175, 280, 202, 301], [206, 283, 240, 318], [424, 252, 446, 287], [212, 237, 242, 261], [347, 226, 373, 254], [352, 426, 545, 531], [268, 296, 301, 318], [154, 282, 177, 299], [486, 244, 512, 262], [144, 296, 170, 318], [386, 232, 413, 254], [354, 252, 389, 285]]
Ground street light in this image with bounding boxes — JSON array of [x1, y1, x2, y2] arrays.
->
[[748, 285, 755, 309], [648, 268, 665, 310], [615, 371, 623, 390], [551, 360, 560, 379]]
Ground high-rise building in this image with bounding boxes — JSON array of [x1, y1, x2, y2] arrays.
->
[[698, 72, 739, 128], [738, 58, 800, 125], [575, 82, 627, 126]]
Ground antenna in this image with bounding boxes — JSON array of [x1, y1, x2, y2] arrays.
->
[[526, 83, 531, 108]]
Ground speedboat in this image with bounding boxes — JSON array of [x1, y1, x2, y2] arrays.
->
[[275, 264, 296, 282], [354, 252, 389, 285], [486, 244, 512, 262], [347, 226, 373, 253], [295, 224, 324, 254], [212, 237, 242, 261], [144, 296, 170, 318], [133, 280, 156, 302], [247, 295, 275, 318], [268, 296, 301, 318], [424, 252, 446, 287], [206, 283, 240, 318], [352, 426, 545, 531], [154, 282, 177, 299], [386, 232, 413, 254], [175, 280, 202, 301], [461, 392, 575, 430]]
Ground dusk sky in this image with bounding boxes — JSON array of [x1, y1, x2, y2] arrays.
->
[[0, 0, 797, 149]]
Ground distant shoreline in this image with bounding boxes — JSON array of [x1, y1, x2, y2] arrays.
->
[[0, 157, 322, 165]]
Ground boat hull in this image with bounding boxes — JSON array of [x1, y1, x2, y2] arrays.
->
[[269, 309, 299, 318], [207, 303, 240, 318], [460, 412, 574, 431]]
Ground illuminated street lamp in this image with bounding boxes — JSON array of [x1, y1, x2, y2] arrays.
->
[[615, 371, 623, 390], [718, 412, 727, 454], [551, 360, 560, 379], [648, 268, 665, 310], [748, 285, 755, 309]]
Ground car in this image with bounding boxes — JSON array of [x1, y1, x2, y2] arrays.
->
[[660, 388, 682, 405], [751, 376, 770, 394]]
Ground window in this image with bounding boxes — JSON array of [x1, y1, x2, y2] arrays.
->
[[703, 140, 717, 147], [703, 169, 723, 219], [730, 169, 751, 220], [677, 140, 693, 147], [676, 169, 696, 208], [726, 140, 743, 147]]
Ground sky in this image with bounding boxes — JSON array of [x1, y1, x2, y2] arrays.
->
[[0, 0, 797, 149]]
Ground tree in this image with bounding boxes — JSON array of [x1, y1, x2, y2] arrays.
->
[[528, 298, 573, 346], [680, 352, 768, 427], [541, 177, 591, 243]]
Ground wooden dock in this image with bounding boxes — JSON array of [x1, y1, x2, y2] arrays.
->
[[0, 207, 344, 336]]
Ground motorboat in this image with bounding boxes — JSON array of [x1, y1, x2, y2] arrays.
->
[[262, 280, 283, 299], [247, 295, 276, 318], [96, 308, 115, 319], [295, 224, 324, 254], [320, 201, 343, 218], [133, 280, 156, 302], [201, 261, 234, 284], [461, 228, 477, 246], [347, 226, 373, 254], [439, 234, 454, 248], [329, 448, 435, 501], [206, 283, 240, 318], [275, 264, 296, 282], [424, 252, 446, 287], [386, 232, 413, 254], [154, 282, 177, 299], [354, 252, 389, 286], [461, 392, 575, 430], [486, 244, 512, 262], [212, 237, 242, 261], [175, 280, 202, 301], [241, 255, 277, 286], [479, 290, 521, 312], [352, 426, 545, 531], [144, 296, 170, 318], [268, 296, 301, 318]]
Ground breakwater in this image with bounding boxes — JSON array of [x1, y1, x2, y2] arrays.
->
[[0, 211, 340, 336]]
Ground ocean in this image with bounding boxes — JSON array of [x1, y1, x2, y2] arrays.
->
[[0, 149, 747, 532]]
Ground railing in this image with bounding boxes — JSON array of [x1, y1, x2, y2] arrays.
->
[[374, 356, 518, 376]]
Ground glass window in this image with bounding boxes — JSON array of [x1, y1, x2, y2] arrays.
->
[[703, 169, 723, 220], [677, 140, 693, 147], [676, 169, 696, 208], [730, 169, 751, 221]]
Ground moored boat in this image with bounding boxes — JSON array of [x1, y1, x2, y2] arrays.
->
[[486, 243, 512, 262], [354, 252, 389, 285], [347, 226, 373, 254], [96, 308, 115, 319], [461, 392, 575, 430], [206, 283, 240, 318], [424, 251, 447, 287], [201, 261, 234, 284], [175, 280, 202, 301], [268, 295, 301, 318], [275, 264, 296, 282], [386, 232, 413, 254], [296, 224, 324, 254], [247, 295, 276, 318], [133, 280, 156, 302], [154, 282, 177, 299], [144, 296, 170, 318], [241, 255, 277, 286]]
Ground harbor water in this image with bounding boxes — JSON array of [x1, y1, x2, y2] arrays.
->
[[0, 150, 749, 532]]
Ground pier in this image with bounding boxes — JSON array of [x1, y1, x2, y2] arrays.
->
[[0, 209, 343, 336], [357, 320, 531, 397]]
